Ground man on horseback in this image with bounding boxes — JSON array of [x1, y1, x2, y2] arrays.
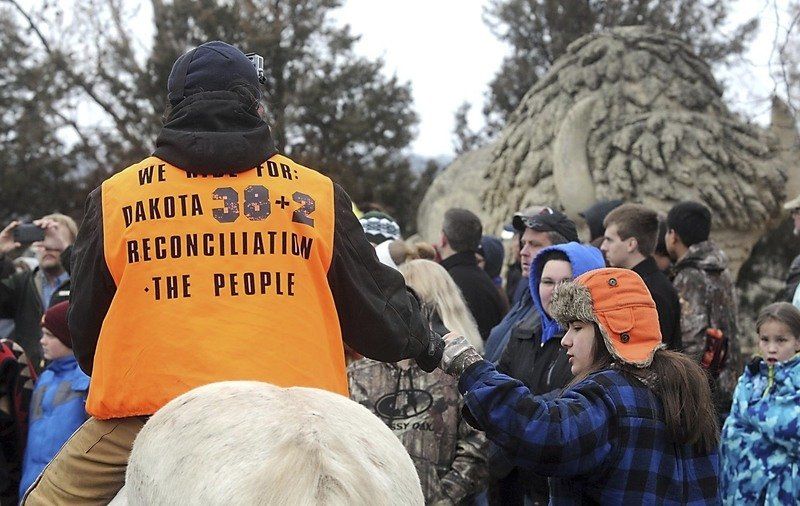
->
[[23, 41, 443, 504]]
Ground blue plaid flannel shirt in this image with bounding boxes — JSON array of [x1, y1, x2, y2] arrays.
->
[[459, 360, 719, 504]]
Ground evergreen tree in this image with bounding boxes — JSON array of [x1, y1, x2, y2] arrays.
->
[[0, 9, 83, 222], [5, 0, 421, 229]]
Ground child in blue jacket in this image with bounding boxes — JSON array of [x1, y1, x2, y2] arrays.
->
[[19, 301, 89, 497], [720, 302, 800, 505]]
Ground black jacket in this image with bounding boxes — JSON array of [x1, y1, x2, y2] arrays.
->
[[68, 90, 433, 376], [632, 256, 682, 351], [490, 289, 573, 504], [0, 259, 70, 373], [440, 252, 506, 341]]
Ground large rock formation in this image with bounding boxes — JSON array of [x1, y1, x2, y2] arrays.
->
[[419, 27, 800, 356], [416, 144, 495, 240], [419, 26, 797, 279]]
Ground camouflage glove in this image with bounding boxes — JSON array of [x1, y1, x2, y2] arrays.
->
[[440, 334, 483, 377]]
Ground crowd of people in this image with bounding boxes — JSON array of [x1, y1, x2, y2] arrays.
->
[[348, 198, 799, 505], [0, 39, 798, 505]]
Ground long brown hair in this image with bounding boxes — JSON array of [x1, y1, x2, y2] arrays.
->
[[567, 323, 719, 453]]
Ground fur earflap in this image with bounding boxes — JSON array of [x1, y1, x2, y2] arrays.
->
[[550, 281, 596, 327]]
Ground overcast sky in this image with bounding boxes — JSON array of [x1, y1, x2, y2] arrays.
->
[[333, 0, 791, 158], [96, 0, 796, 158], [332, 0, 507, 158]]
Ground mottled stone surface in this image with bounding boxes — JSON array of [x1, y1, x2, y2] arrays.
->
[[419, 27, 800, 356]]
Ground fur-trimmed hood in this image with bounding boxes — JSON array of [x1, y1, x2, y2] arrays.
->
[[529, 242, 605, 344]]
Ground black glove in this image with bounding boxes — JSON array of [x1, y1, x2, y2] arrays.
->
[[415, 329, 445, 373]]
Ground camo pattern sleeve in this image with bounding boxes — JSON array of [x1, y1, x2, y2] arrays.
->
[[673, 266, 709, 360]]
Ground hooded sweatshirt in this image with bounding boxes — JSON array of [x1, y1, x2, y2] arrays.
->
[[498, 242, 604, 392], [68, 91, 435, 387], [529, 242, 606, 345]]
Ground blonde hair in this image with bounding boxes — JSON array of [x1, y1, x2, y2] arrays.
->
[[42, 213, 78, 243], [399, 259, 483, 352], [387, 240, 437, 266]]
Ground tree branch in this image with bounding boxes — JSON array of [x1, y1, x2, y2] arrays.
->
[[4, 0, 144, 147]]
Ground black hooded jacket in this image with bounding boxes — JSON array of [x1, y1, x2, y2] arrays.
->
[[67, 91, 432, 376]]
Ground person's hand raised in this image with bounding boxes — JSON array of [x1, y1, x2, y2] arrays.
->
[[0, 221, 21, 255], [32, 219, 68, 253]]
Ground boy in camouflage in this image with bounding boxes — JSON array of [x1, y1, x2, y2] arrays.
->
[[665, 201, 742, 416]]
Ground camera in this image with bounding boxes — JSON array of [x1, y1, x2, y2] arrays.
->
[[245, 52, 266, 84], [13, 224, 45, 244]]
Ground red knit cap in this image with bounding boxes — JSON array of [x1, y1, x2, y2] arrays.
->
[[42, 301, 72, 349]]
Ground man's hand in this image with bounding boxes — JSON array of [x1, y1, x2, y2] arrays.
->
[[32, 218, 68, 253], [440, 333, 483, 377], [0, 221, 21, 255], [415, 329, 445, 373]]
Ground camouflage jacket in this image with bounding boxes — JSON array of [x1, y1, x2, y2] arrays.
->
[[673, 240, 741, 395], [348, 359, 489, 505]]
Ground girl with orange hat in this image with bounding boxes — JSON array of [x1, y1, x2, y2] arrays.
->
[[439, 268, 720, 504]]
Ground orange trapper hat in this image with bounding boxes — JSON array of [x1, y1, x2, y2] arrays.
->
[[550, 267, 664, 367]]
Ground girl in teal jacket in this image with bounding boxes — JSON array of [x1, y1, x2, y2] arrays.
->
[[720, 302, 800, 505]]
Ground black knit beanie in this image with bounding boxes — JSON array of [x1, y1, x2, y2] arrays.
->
[[167, 41, 261, 106]]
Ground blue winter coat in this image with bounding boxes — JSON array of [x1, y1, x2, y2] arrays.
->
[[720, 355, 800, 505], [19, 355, 89, 496]]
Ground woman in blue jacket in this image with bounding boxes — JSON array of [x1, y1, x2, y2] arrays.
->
[[720, 302, 800, 505], [19, 301, 89, 497], [440, 268, 720, 504]]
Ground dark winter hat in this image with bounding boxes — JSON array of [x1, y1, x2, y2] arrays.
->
[[666, 201, 711, 247], [477, 235, 505, 278], [513, 208, 579, 243], [360, 211, 401, 245], [580, 199, 623, 242], [167, 41, 261, 106], [42, 301, 72, 349]]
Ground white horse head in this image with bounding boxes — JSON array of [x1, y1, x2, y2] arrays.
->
[[121, 381, 424, 505]]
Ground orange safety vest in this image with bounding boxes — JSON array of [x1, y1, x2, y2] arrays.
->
[[88, 154, 346, 419]]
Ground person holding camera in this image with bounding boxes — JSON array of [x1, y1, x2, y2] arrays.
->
[[0, 215, 76, 372]]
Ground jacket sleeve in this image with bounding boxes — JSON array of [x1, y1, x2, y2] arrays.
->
[[326, 183, 428, 362], [458, 360, 613, 478], [782, 254, 800, 302], [651, 288, 681, 351], [0, 259, 20, 318], [673, 269, 708, 360], [440, 412, 490, 503], [68, 187, 117, 376]]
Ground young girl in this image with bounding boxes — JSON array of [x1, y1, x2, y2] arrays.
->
[[719, 302, 800, 505], [440, 268, 720, 504]]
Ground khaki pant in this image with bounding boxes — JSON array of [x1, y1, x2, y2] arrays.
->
[[23, 416, 147, 505]]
